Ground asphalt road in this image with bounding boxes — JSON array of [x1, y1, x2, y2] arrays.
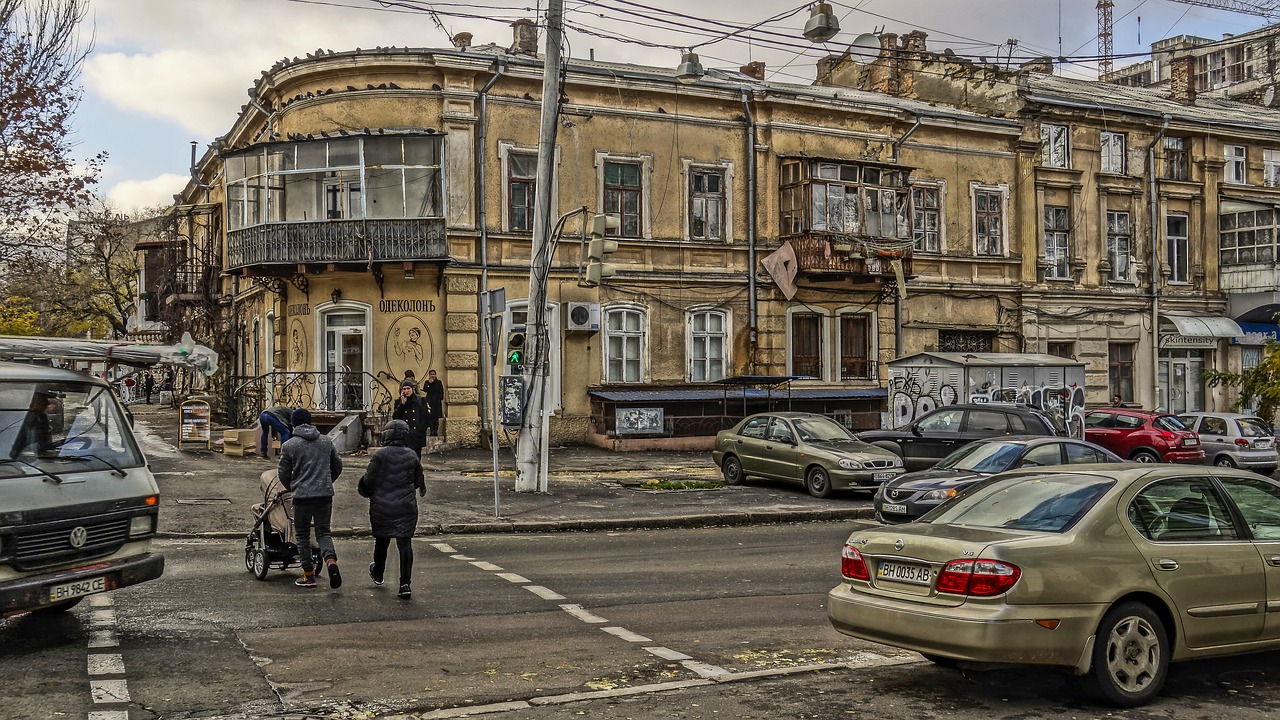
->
[[5, 523, 1280, 720]]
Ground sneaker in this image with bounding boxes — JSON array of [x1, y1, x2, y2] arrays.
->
[[295, 573, 317, 588], [398, 584, 412, 599], [327, 561, 342, 589], [369, 562, 384, 586]]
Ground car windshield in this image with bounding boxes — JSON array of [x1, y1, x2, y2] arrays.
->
[[1153, 415, 1188, 432], [1239, 418, 1270, 438], [936, 441, 1025, 473], [0, 380, 144, 478], [791, 416, 857, 442], [920, 473, 1114, 533]]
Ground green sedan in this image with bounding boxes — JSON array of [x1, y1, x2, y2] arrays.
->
[[712, 412, 904, 497]]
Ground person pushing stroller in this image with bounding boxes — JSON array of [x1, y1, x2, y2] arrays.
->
[[278, 408, 344, 589], [358, 419, 425, 599]]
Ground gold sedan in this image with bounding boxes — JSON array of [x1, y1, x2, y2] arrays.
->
[[827, 464, 1280, 706]]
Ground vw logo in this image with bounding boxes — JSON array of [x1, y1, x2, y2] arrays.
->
[[894, 539, 905, 551], [68, 526, 87, 549]]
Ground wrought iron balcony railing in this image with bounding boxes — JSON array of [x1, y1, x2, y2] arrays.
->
[[787, 235, 913, 280], [227, 218, 448, 270]]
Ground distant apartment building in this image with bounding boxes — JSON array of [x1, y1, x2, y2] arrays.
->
[[1107, 25, 1280, 103]]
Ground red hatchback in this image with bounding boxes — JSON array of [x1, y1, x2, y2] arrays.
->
[[1083, 408, 1204, 463]]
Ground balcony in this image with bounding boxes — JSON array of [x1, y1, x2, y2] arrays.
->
[[788, 235, 913, 281], [227, 218, 448, 271]]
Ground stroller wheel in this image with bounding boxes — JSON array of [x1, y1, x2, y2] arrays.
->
[[252, 548, 269, 580], [244, 545, 255, 573]]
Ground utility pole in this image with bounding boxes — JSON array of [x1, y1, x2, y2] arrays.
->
[[515, 0, 564, 492]]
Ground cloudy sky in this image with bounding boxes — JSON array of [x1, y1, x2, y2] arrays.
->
[[76, 0, 1263, 211]]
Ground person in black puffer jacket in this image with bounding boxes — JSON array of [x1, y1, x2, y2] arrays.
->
[[359, 419, 426, 598]]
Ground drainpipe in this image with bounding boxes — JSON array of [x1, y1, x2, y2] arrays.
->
[[891, 112, 924, 164], [476, 58, 508, 431], [1147, 114, 1171, 410], [892, 112, 923, 357], [741, 89, 758, 352]]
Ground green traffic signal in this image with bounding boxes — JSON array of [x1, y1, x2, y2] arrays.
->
[[507, 349, 524, 365]]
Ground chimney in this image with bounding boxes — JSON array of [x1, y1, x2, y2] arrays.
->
[[866, 32, 899, 95], [1019, 56, 1054, 75], [815, 54, 842, 86], [897, 30, 928, 97], [511, 19, 538, 56], [452, 32, 473, 50], [740, 61, 765, 80], [1169, 54, 1197, 104]]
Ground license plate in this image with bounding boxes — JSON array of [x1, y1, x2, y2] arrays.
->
[[872, 472, 895, 482], [881, 503, 908, 514], [877, 561, 932, 585], [1185, 438, 1199, 446], [1257, 439, 1274, 448], [48, 575, 108, 603]]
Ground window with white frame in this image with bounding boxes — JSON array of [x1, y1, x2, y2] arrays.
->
[[1167, 213, 1190, 283], [507, 151, 537, 232], [1101, 131, 1126, 174], [1225, 144, 1248, 185], [1041, 124, 1069, 168], [778, 159, 910, 239], [604, 161, 643, 238], [912, 182, 942, 252], [604, 306, 645, 383], [1043, 205, 1070, 279], [973, 186, 1005, 256], [1219, 204, 1276, 266], [689, 170, 725, 241], [1265, 149, 1280, 188], [688, 309, 727, 381], [1107, 210, 1132, 281]]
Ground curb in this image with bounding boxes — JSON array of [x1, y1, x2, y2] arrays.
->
[[157, 507, 875, 540]]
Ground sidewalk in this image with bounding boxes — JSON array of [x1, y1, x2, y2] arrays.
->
[[126, 404, 873, 539]]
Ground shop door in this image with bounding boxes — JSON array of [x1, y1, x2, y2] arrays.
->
[[324, 313, 366, 410], [1160, 353, 1205, 414]]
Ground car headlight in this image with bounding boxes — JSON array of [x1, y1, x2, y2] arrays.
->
[[838, 458, 862, 470], [922, 488, 958, 502], [128, 515, 155, 538]]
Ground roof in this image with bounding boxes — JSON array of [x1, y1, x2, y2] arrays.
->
[[889, 352, 1085, 367], [0, 361, 109, 386], [588, 387, 887, 403]]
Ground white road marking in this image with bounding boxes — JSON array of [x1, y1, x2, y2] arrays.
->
[[682, 659, 731, 678], [88, 609, 116, 626], [88, 595, 114, 608], [495, 572, 531, 583], [89, 679, 131, 703], [559, 604, 609, 624], [470, 561, 504, 571], [87, 654, 125, 676], [430, 543, 456, 553], [601, 627, 651, 642], [524, 585, 565, 600], [88, 712, 130, 720], [449, 554, 474, 561], [643, 646, 691, 661], [87, 630, 118, 649]]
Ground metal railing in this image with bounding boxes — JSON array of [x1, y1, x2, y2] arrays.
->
[[228, 370, 398, 430], [227, 218, 447, 269]]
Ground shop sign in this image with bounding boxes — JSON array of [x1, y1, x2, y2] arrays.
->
[[1159, 333, 1218, 349], [379, 299, 436, 313], [287, 303, 310, 316], [1232, 322, 1279, 345]]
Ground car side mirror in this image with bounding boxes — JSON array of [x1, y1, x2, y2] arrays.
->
[[911, 425, 922, 437]]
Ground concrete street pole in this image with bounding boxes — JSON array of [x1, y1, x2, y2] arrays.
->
[[515, 0, 564, 492]]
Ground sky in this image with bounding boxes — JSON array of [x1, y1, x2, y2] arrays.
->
[[73, 0, 1270, 212]]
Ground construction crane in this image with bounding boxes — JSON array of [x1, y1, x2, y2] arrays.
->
[[1098, 0, 1280, 80]]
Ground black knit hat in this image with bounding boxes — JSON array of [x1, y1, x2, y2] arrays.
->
[[290, 408, 312, 426], [401, 379, 416, 389]]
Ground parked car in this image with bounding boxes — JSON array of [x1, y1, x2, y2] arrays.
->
[[873, 436, 1122, 523], [1176, 412, 1278, 474], [858, 403, 1065, 471], [829, 464, 1280, 707], [1083, 408, 1203, 463], [712, 412, 903, 497]]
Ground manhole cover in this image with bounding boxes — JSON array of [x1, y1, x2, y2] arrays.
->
[[173, 498, 233, 505]]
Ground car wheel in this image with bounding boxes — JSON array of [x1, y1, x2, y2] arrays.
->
[[1215, 455, 1237, 468], [1082, 602, 1168, 707], [252, 548, 269, 581], [721, 455, 745, 485], [805, 466, 833, 498], [1131, 450, 1160, 463]]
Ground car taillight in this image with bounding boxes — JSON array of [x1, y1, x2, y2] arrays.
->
[[841, 544, 869, 580], [936, 559, 1021, 596], [1158, 430, 1176, 441], [1235, 438, 1251, 447]]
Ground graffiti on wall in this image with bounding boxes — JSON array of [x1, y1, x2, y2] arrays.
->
[[889, 366, 957, 427], [890, 365, 1087, 438]]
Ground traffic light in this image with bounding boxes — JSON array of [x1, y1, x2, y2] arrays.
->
[[506, 328, 526, 369], [584, 214, 620, 286]]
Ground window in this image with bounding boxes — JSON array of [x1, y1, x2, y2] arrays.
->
[[966, 411, 1009, 433], [1065, 443, 1106, 464], [604, 307, 645, 383], [1101, 131, 1126, 174], [779, 159, 910, 240], [767, 418, 795, 444], [1108, 343, 1135, 402], [1043, 205, 1070, 279], [938, 329, 994, 353], [739, 416, 768, 439], [917, 408, 964, 433], [1265, 149, 1280, 188], [1107, 210, 1132, 281], [912, 183, 942, 252], [1047, 341, 1074, 358], [790, 313, 822, 379], [1220, 205, 1275, 266], [1225, 145, 1247, 185], [973, 187, 1005, 256], [1219, 477, 1280, 540], [689, 309, 727, 382], [1164, 137, 1188, 181], [1041, 124, 1069, 168], [689, 170, 724, 241], [508, 152, 537, 232], [604, 161, 643, 238], [1021, 444, 1063, 467], [1167, 213, 1190, 282], [1129, 478, 1238, 542], [839, 314, 873, 380]]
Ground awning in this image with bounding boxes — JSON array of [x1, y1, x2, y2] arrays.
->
[[1160, 314, 1244, 338]]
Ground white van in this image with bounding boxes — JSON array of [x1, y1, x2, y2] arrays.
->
[[0, 362, 164, 615]]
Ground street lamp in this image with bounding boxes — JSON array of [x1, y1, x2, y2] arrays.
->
[[803, 3, 840, 43], [675, 50, 705, 84]]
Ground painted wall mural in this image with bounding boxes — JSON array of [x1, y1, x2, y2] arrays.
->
[[384, 314, 434, 382], [289, 319, 309, 367]]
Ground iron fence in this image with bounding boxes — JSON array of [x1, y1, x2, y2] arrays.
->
[[228, 371, 398, 430]]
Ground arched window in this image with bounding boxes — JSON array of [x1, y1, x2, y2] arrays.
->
[[688, 309, 728, 382], [604, 305, 646, 383]]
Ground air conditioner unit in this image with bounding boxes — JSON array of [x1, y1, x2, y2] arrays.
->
[[566, 302, 600, 332]]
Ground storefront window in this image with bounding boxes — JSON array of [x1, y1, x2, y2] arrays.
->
[[1158, 349, 1206, 414]]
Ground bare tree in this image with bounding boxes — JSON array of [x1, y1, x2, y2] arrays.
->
[[0, 0, 102, 261]]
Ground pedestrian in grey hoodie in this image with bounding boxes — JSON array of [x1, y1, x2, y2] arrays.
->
[[278, 408, 344, 588]]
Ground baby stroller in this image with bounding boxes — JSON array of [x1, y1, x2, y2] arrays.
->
[[243, 470, 316, 580]]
